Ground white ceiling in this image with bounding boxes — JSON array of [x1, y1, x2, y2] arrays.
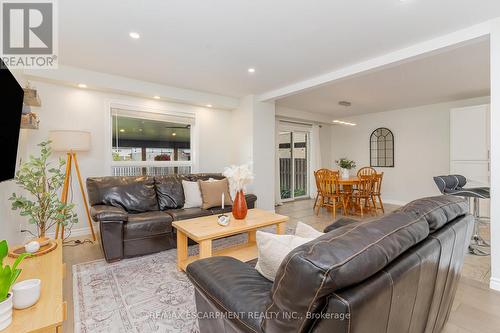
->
[[276, 39, 490, 116], [58, 0, 500, 98]]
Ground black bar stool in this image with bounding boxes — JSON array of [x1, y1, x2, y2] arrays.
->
[[433, 175, 490, 256]]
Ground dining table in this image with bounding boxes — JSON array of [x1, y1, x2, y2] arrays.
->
[[336, 177, 361, 215]]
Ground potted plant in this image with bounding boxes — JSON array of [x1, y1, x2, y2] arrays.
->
[[223, 163, 254, 219], [0, 240, 29, 331], [9, 141, 78, 242], [336, 158, 356, 179]]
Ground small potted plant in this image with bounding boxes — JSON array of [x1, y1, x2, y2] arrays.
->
[[0, 240, 29, 331], [9, 141, 78, 243], [336, 158, 356, 179]]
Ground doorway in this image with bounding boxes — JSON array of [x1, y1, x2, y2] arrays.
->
[[278, 124, 310, 202]]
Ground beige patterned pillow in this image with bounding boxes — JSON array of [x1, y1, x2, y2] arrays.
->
[[198, 178, 233, 209]]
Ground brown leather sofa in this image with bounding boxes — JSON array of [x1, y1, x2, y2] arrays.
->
[[186, 195, 473, 333], [86, 173, 257, 262]]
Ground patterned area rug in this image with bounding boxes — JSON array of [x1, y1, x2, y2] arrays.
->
[[73, 235, 250, 333]]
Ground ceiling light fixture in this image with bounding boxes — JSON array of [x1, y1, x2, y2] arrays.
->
[[119, 128, 125, 132], [338, 101, 351, 107], [77, 83, 87, 88], [247, 68, 256, 73], [172, 132, 177, 136], [333, 120, 357, 126], [153, 95, 160, 99], [206, 104, 213, 108], [129, 32, 140, 39]]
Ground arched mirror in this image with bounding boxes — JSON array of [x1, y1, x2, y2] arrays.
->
[[370, 128, 394, 167]]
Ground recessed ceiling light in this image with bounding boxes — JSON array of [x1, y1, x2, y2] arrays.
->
[[206, 104, 213, 108], [119, 128, 125, 132], [77, 83, 87, 88], [153, 95, 160, 99], [129, 32, 140, 39], [172, 132, 177, 136], [247, 68, 256, 73], [338, 101, 351, 107]]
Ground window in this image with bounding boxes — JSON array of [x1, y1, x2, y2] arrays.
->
[[110, 107, 194, 176], [370, 128, 394, 167]]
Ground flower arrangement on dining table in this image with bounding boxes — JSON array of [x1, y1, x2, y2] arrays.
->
[[223, 163, 254, 219], [336, 158, 356, 179]]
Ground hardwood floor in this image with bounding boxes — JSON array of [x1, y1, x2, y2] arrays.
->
[[62, 199, 500, 333]]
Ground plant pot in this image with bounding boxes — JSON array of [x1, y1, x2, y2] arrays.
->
[[13, 279, 41, 309], [232, 190, 248, 220], [0, 293, 13, 331], [341, 168, 350, 179]]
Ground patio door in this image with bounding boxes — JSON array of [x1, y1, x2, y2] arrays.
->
[[278, 123, 310, 201]]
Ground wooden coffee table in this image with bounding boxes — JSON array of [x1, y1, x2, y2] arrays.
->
[[172, 209, 288, 271]]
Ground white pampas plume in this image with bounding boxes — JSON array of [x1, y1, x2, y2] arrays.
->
[[223, 162, 254, 192]]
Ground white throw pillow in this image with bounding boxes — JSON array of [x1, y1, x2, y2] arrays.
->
[[182, 180, 203, 208], [255, 231, 313, 281], [294, 222, 325, 239]]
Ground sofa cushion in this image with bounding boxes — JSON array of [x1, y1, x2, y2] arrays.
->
[[124, 211, 173, 239], [185, 173, 225, 182], [165, 208, 212, 221], [397, 195, 468, 232], [199, 178, 233, 209], [182, 180, 203, 208], [87, 176, 159, 213], [263, 210, 430, 332], [154, 175, 185, 210]]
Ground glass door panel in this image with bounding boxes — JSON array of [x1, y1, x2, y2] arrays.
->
[[279, 132, 293, 200], [293, 132, 308, 198]]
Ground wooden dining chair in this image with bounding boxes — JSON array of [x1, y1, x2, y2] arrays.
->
[[372, 172, 385, 213], [357, 167, 377, 177], [313, 169, 329, 211], [351, 175, 376, 217], [315, 170, 345, 219]]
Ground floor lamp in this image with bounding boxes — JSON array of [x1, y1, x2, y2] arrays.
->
[[49, 130, 96, 241]]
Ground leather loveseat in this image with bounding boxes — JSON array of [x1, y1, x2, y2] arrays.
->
[[86, 173, 257, 262], [186, 195, 473, 333]]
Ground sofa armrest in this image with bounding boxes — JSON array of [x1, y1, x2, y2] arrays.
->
[[90, 205, 128, 222], [186, 256, 272, 332], [245, 194, 257, 209]]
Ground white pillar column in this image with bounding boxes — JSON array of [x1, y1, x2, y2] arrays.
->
[[490, 18, 500, 291]]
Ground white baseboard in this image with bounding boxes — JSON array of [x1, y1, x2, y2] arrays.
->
[[490, 277, 500, 291], [45, 225, 99, 239]]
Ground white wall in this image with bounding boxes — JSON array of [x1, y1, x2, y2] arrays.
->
[[2, 80, 233, 241], [331, 96, 490, 205]]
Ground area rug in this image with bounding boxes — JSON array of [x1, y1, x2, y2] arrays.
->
[[73, 232, 282, 333]]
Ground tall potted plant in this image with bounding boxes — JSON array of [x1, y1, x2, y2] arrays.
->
[[336, 158, 356, 179], [9, 141, 78, 240], [0, 240, 29, 331], [223, 163, 254, 219]]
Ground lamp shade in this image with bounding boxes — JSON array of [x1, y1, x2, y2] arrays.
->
[[49, 130, 91, 152]]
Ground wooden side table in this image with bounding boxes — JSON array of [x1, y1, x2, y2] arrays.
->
[[4, 240, 66, 333]]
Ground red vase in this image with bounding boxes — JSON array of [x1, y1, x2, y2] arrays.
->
[[232, 190, 248, 219]]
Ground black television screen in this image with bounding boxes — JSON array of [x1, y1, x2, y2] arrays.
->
[[0, 61, 24, 182]]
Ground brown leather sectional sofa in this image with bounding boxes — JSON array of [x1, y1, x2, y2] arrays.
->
[[86, 174, 257, 262], [186, 195, 473, 333]]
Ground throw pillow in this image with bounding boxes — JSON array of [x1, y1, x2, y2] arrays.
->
[[198, 178, 233, 209], [255, 231, 313, 281], [294, 222, 324, 238], [182, 180, 203, 208]]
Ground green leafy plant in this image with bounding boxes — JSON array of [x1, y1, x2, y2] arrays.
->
[[336, 158, 356, 170], [0, 240, 30, 303], [9, 141, 78, 238]]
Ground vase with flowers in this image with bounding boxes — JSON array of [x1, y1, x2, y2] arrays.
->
[[223, 163, 254, 219], [336, 158, 356, 179]]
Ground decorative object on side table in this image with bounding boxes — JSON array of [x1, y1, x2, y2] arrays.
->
[[48, 130, 95, 240], [336, 158, 356, 179], [0, 240, 30, 331], [217, 192, 230, 226], [223, 163, 254, 220], [9, 141, 78, 248]]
